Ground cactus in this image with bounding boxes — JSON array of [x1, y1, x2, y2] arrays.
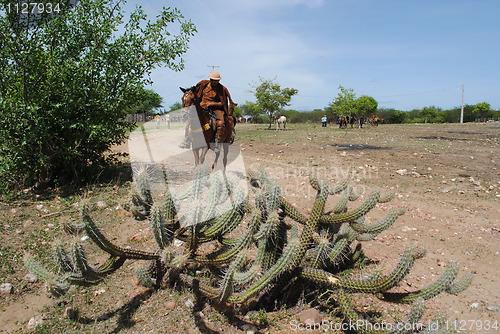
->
[[25, 170, 472, 333]]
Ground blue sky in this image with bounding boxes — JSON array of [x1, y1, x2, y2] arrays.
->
[[126, 0, 500, 111]]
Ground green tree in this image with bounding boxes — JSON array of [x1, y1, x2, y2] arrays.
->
[[239, 101, 262, 121], [0, 0, 196, 190], [252, 77, 298, 128], [168, 102, 182, 113], [472, 102, 492, 121], [327, 85, 357, 118], [355, 95, 378, 117], [126, 88, 164, 116], [420, 107, 438, 123], [232, 105, 243, 118]]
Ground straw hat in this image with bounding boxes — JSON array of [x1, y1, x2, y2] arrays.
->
[[208, 71, 221, 80]]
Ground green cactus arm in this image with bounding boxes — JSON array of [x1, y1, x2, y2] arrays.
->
[[71, 243, 93, 280], [350, 208, 405, 234], [446, 271, 473, 295], [67, 243, 126, 285], [234, 264, 262, 285], [199, 203, 246, 239], [378, 190, 396, 203], [308, 230, 332, 269], [254, 212, 280, 240], [24, 253, 71, 296], [356, 233, 378, 241], [337, 245, 424, 293], [378, 261, 460, 303], [82, 210, 159, 260], [136, 266, 154, 288], [24, 252, 63, 282], [350, 243, 365, 263], [228, 232, 300, 304], [54, 245, 74, 273], [309, 176, 321, 191], [186, 224, 200, 258], [178, 273, 220, 300], [289, 183, 330, 270], [327, 236, 350, 265], [218, 237, 240, 246], [162, 192, 178, 224], [151, 203, 174, 249], [309, 177, 349, 195], [337, 288, 386, 334], [264, 182, 282, 212], [328, 178, 350, 195], [332, 186, 352, 214], [194, 213, 260, 265], [300, 246, 424, 293], [348, 187, 362, 201], [219, 252, 246, 302], [279, 197, 307, 224], [389, 297, 426, 334], [319, 190, 381, 224]]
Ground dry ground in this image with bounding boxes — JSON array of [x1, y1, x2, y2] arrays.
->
[[0, 122, 498, 333]]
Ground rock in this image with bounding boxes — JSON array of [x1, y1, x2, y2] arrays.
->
[[64, 307, 79, 320], [470, 302, 480, 309], [165, 301, 176, 310], [27, 316, 44, 331], [24, 273, 38, 283], [298, 308, 322, 326], [96, 201, 108, 209], [185, 299, 194, 308], [242, 324, 258, 334], [244, 310, 259, 321], [442, 186, 458, 193], [23, 219, 35, 228], [0, 283, 13, 294], [396, 169, 408, 175], [486, 304, 500, 312]]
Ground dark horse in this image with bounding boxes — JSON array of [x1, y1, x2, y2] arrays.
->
[[180, 86, 235, 170]]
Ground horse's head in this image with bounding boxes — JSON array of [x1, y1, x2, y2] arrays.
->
[[180, 86, 198, 108]]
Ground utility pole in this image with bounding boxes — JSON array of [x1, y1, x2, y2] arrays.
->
[[460, 85, 464, 123], [207, 65, 220, 72]]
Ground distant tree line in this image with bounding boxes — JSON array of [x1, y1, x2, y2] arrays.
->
[[233, 82, 499, 124]]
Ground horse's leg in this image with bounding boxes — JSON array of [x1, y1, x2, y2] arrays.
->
[[193, 148, 200, 166], [222, 143, 229, 172], [200, 145, 209, 164], [212, 143, 221, 170]]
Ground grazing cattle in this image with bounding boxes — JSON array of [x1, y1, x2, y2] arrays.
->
[[236, 116, 246, 123], [275, 115, 287, 130], [180, 86, 235, 170]]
